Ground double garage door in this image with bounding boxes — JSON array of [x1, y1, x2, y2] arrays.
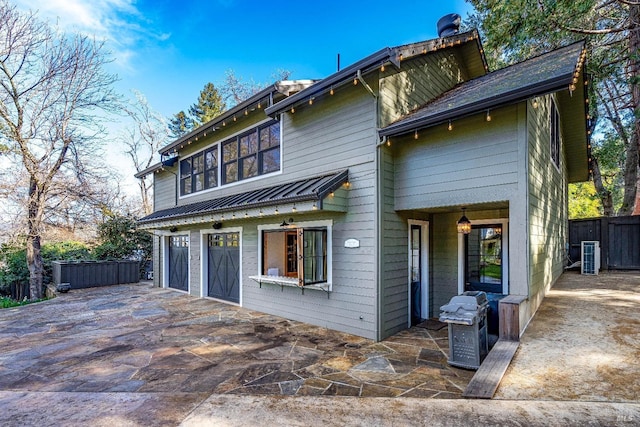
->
[[167, 233, 240, 304]]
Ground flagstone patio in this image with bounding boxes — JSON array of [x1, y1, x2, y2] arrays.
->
[[0, 282, 474, 400]]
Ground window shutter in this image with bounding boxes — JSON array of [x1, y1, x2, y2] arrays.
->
[[297, 228, 304, 286]]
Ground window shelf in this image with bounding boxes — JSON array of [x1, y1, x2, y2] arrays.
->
[[249, 275, 331, 298]]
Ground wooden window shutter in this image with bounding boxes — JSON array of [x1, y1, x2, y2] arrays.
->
[[297, 228, 304, 286]]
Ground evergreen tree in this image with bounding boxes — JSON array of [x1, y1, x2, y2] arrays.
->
[[188, 82, 226, 126], [168, 83, 225, 138], [168, 110, 193, 139], [466, 0, 639, 216]]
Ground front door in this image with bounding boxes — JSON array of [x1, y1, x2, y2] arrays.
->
[[168, 235, 189, 291], [464, 224, 503, 294], [410, 224, 422, 325], [207, 233, 240, 303]]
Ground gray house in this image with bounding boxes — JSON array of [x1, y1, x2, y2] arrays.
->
[[137, 28, 589, 342]]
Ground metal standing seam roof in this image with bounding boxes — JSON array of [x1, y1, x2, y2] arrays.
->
[[379, 41, 587, 137], [137, 170, 349, 224]]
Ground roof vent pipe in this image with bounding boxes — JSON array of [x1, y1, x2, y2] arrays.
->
[[437, 13, 461, 38]]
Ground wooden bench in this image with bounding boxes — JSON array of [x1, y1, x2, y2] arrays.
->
[[462, 339, 519, 399]]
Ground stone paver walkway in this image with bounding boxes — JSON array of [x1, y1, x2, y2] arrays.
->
[[0, 282, 472, 401], [2, 274, 640, 426]]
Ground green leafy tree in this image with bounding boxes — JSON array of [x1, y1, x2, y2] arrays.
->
[[466, 0, 639, 216], [0, 241, 92, 299], [93, 214, 152, 263], [0, 244, 29, 298], [569, 182, 603, 219]]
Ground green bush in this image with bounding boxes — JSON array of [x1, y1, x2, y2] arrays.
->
[[93, 214, 152, 279], [0, 244, 29, 296], [0, 241, 93, 296], [42, 241, 93, 284], [1, 296, 46, 308]]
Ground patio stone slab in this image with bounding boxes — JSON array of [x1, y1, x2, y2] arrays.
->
[[0, 282, 471, 401]]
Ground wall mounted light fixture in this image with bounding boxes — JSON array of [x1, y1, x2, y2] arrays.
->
[[457, 207, 471, 234]]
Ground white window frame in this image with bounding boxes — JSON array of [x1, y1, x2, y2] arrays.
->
[[550, 99, 561, 171], [256, 219, 333, 290], [407, 219, 429, 326], [179, 117, 283, 200]]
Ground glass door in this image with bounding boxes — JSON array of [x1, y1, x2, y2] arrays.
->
[[465, 224, 503, 294], [410, 224, 422, 326]]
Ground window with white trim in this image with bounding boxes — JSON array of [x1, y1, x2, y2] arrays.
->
[[180, 145, 218, 195], [222, 121, 280, 185], [261, 226, 328, 286], [179, 120, 280, 196]]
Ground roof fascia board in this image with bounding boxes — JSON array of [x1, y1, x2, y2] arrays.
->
[[159, 84, 281, 155], [379, 73, 574, 137], [134, 162, 163, 179], [264, 48, 395, 117], [265, 30, 483, 118]]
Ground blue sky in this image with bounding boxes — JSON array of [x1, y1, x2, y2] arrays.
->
[[10, 0, 475, 197], [14, 0, 475, 117]]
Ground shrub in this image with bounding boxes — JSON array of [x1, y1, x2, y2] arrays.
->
[[93, 214, 152, 278], [0, 296, 46, 309], [42, 241, 93, 284], [0, 241, 93, 297], [0, 244, 29, 297]]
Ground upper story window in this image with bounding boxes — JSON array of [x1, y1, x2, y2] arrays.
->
[[179, 120, 280, 197], [550, 101, 560, 169], [222, 121, 281, 185], [181, 145, 218, 195]]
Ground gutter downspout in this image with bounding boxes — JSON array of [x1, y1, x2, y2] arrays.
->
[[356, 70, 377, 98]]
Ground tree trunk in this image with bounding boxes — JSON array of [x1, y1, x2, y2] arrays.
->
[[592, 158, 615, 216], [620, 131, 639, 215], [139, 176, 152, 216], [624, 2, 640, 215], [26, 178, 44, 300]]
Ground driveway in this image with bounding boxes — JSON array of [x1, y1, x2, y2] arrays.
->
[[1, 273, 639, 426], [495, 270, 640, 402]]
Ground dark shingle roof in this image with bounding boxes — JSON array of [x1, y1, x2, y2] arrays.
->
[[380, 41, 586, 137], [138, 170, 348, 224]]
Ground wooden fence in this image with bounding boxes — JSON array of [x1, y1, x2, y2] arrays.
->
[[569, 216, 640, 270], [52, 260, 140, 289]]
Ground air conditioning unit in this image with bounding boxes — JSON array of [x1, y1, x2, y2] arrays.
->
[[581, 241, 600, 275]]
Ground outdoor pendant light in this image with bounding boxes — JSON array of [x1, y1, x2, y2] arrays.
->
[[457, 207, 471, 234]]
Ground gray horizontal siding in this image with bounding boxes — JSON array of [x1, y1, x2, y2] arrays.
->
[[394, 107, 520, 211], [236, 85, 380, 339], [430, 213, 460, 316], [154, 171, 176, 211], [527, 96, 567, 305], [379, 148, 411, 339], [379, 51, 468, 127]]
